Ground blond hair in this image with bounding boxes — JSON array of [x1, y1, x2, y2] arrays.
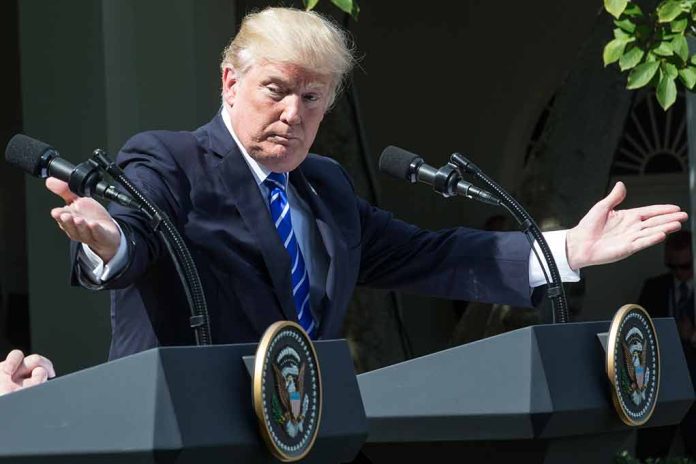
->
[[221, 7, 355, 106]]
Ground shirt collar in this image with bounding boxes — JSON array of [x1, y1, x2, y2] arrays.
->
[[221, 106, 272, 186]]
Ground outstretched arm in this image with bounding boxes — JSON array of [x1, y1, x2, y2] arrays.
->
[[566, 181, 688, 270]]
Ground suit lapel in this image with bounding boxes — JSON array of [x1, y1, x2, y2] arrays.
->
[[206, 115, 298, 324], [290, 168, 349, 338]]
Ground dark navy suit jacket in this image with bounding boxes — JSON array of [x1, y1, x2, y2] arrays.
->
[[72, 114, 536, 359]]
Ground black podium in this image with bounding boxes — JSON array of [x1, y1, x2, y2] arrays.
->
[[0, 341, 366, 463], [357, 318, 695, 463], [0, 319, 692, 463]]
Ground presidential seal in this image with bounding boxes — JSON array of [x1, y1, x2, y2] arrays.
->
[[606, 304, 660, 426], [253, 321, 322, 462]]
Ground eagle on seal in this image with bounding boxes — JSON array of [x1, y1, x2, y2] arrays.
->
[[623, 340, 649, 405]]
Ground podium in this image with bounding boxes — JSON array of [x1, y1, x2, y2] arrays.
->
[[0, 319, 692, 463], [357, 318, 695, 463], [0, 341, 366, 463]]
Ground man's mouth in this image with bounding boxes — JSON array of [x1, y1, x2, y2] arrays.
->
[[268, 134, 298, 144]]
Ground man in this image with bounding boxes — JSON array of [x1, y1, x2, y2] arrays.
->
[[639, 230, 694, 338], [0, 7, 688, 392]]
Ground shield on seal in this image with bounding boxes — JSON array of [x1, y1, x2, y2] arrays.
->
[[635, 364, 645, 390], [290, 391, 301, 419]]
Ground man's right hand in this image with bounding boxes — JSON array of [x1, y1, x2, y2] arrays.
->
[[0, 350, 55, 396], [46, 177, 121, 262]]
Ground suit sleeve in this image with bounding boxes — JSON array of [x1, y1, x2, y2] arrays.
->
[[71, 131, 194, 290], [355, 199, 537, 308]]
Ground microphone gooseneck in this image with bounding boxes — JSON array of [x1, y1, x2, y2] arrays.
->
[[378, 145, 569, 324], [449, 152, 569, 324]]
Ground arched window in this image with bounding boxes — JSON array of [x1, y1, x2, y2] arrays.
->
[[610, 89, 687, 176]]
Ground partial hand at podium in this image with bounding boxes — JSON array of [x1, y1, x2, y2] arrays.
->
[[0, 350, 55, 396]]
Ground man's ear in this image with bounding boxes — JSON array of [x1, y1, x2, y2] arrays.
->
[[221, 66, 239, 106]]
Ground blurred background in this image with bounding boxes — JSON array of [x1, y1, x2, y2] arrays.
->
[[0, 0, 690, 375]]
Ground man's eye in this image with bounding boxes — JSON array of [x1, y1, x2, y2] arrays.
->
[[303, 94, 320, 102], [266, 85, 283, 96]]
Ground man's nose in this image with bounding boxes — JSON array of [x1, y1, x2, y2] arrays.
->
[[280, 95, 302, 125]]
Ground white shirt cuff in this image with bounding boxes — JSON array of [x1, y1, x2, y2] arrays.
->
[[528, 230, 581, 288], [81, 221, 128, 282]]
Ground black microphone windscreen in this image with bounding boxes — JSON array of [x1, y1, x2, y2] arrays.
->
[[4, 134, 54, 177], [378, 145, 421, 181]]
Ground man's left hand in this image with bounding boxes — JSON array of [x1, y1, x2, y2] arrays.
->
[[565, 181, 688, 270]]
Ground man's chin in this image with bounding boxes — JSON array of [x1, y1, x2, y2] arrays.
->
[[254, 149, 307, 172]]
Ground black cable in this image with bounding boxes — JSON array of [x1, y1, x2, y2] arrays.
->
[[91, 150, 212, 345], [450, 154, 569, 324]]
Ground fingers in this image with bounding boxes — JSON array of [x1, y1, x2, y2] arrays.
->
[[630, 204, 684, 219], [21, 367, 49, 388], [19, 354, 56, 379], [631, 232, 668, 253], [0, 350, 24, 377], [45, 177, 78, 204], [640, 211, 689, 229], [51, 208, 96, 243]]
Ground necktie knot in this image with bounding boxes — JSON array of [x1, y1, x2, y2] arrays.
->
[[265, 172, 288, 192]]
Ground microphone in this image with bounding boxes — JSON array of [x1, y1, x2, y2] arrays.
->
[[379, 145, 500, 205], [5, 134, 140, 209]]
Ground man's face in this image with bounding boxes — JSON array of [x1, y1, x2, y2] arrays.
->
[[665, 247, 693, 282], [222, 61, 332, 172]]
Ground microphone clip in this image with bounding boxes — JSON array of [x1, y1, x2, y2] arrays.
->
[[432, 163, 460, 198], [68, 158, 105, 198]]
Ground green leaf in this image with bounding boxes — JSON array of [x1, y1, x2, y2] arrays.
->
[[679, 66, 696, 88], [614, 27, 632, 39], [690, 54, 696, 65], [330, 0, 359, 19], [652, 40, 674, 56], [671, 17, 689, 32], [656, 71, 677, 109], [604, 38, 630, 66], [627, 61, 661, 89], [661, 61, 679, 78], [620, 46, 646, 70], [657, 0, 686, 22], [672, 35, 689, 61], [303, 0, 320, 10], [614, 18, 637, 33], [623, 3, 644, 16], [605, 0, 628, 18]]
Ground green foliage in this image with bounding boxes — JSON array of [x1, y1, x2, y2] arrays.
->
[[603, 0, 696, 109], [620, 46, 646, 70], [303, 0, 360, 20], [605, 0, 629, 18], [627, 61, 660, 88]]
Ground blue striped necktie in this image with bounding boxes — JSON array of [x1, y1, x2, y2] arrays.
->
[[264, 172, 316, 338]]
